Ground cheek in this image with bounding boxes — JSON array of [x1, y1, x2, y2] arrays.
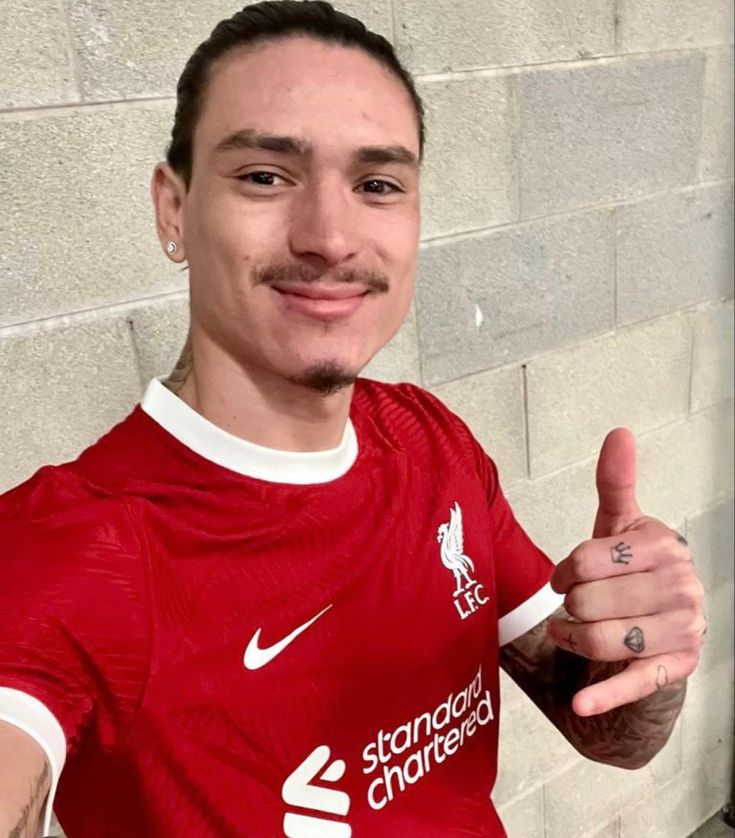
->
[[189, 188, 275, 260]]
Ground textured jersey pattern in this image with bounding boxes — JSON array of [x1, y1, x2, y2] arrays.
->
[[0, 379, 554, 837]]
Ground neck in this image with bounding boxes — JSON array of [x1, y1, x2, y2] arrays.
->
[[172, 339, 354, 453]]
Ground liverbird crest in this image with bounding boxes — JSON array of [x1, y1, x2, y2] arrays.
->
[[437, 502, 476, 595]]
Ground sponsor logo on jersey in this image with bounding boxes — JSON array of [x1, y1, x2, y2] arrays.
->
[[281, 665, 495, 831], [437, 502, 489, 620], [362, 663, 494, 811], [244, 604, 333, 670], [282, 745, 351, 837]]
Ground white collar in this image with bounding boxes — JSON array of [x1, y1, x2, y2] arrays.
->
[[140, 378, 358, 485]]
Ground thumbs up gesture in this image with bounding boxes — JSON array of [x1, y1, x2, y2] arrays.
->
[[548, 428, 706, 716]]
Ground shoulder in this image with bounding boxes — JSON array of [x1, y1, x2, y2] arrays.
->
[[0, 464, 152, 753], [0, 462, 144, 592], [352, 378, 496, 487], [353, 377, 469, 427]]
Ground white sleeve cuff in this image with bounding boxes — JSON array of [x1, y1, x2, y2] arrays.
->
[[498, 581, 565, 646], [0, 687, 66, 838]]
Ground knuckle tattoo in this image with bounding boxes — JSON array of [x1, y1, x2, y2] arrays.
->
[[610, 540, 633, 566], [624, 625, 645, 655]]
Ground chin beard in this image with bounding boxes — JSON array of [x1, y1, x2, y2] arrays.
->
[[288, 361, 358, 396]]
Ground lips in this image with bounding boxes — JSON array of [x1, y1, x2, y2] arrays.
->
[[271, 283, 369, 301], [271, 284, 369, 321]]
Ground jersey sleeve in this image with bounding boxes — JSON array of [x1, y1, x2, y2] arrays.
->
[[0, 468, 151, 835], [482, 455, 564, 645]]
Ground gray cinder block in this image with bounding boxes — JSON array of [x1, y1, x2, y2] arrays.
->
[[685, 498, 735, 594], [0, 316, 142, 493], [432, 364, 527, 489], [616, 184, 734, 326], [0, 103, 185, 328], [418, 76, 518, 239], [526, 314, 690, 477], [68, 0, 393, 100], [395, 0, 615, 74], [517, 53, 704, 217], [700, 47, 734, 182], [0, 0, 77, 108], [416, 209, 614, 386], [542, 730, 680, 838], [691, 301, 735, 413], [616, 0, 734, 53]]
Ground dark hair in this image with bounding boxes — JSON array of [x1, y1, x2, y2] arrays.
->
[[166, 0, 425, 189]]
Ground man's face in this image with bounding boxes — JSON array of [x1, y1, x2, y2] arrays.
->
[[175, 36, 421, 392]]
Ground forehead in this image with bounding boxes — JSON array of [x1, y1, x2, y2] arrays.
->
[[195, 35, 420, 160]]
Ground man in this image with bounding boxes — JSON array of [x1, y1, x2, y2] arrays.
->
[[0, 2, 705, 836]]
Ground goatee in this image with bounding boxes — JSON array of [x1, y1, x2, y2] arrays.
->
[[288, 362, 358, 396]]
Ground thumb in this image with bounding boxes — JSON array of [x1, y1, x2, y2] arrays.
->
[[593, 427, 642, 538]]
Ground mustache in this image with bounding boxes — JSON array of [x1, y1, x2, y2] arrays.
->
[[253, 263, 390, 294]]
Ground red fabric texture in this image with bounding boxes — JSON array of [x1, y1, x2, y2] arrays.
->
[[0, 379, 553, 837]]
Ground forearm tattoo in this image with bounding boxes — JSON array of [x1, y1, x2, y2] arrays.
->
[[8, 760, 50, 838], [500, 608, 686, 769]]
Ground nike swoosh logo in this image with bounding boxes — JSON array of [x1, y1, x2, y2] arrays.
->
[[243, 604, 333, 670]]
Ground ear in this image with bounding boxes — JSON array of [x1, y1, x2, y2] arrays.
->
[[151, 162, 187, 262]]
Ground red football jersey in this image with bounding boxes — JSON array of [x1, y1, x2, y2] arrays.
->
[[0, 378, 561, 837]]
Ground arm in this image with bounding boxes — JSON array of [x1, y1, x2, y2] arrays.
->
[[500, 607, 686, 769], [0, 721, 50, 838], [497, 428, 703, 769]]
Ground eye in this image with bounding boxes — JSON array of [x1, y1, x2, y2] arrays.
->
[[358, 179, 402, 196], [236, 171, 287, 186]]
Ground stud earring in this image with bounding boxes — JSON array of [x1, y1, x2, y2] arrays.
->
[[166, 241, 178, 256]]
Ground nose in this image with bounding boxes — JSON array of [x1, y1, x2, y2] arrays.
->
[[288, 179, 360, 269]]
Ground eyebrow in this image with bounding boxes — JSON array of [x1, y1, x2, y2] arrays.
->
[[213, 129, 419, 168]]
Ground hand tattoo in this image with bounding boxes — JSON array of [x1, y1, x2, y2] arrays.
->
[[610, 541, 633, 565], [624, 626, 645, 654], [500, 608, 687, 770]]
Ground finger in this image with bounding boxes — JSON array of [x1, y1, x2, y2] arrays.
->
[[564, 564, 705, 622], [551, 526, 689, 594], [548, 609, 706, 662], [572, 651, 698, 716], [593, 427, 642, 539]]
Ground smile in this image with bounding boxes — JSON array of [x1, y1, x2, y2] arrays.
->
[[271, 284, 370, 321]]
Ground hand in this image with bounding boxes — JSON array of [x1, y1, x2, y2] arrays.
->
[[548, 428, 706, 716]]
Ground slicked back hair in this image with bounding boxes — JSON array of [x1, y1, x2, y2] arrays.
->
[[166, 0, 425, 190]]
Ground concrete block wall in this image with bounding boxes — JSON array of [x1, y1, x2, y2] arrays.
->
[[0, 1, 731, 836]]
